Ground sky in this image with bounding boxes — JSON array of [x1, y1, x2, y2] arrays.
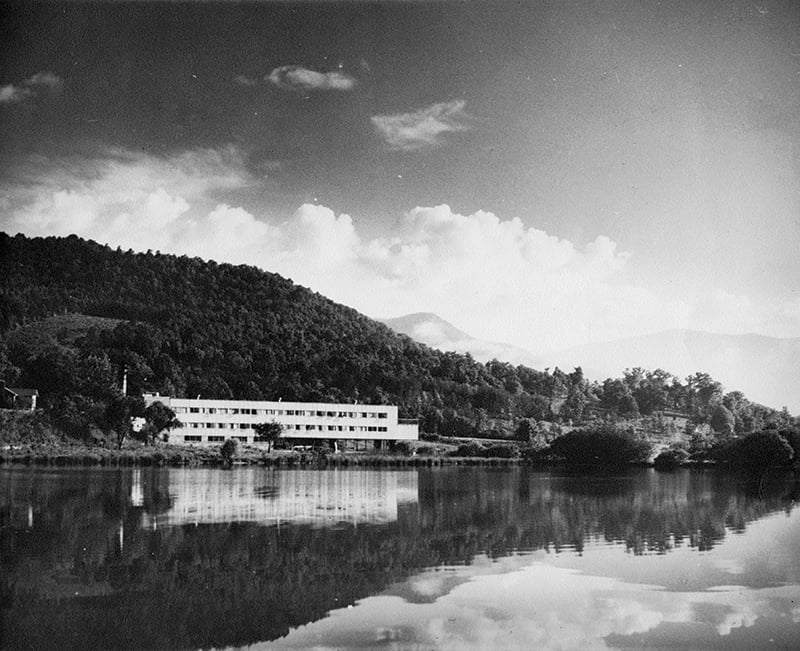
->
[[1, 0, 799, 355]]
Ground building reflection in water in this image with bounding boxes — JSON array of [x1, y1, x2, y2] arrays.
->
[[136, 468, 419, 529]]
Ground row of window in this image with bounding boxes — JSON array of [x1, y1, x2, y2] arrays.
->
[[174, 406, 388, 419], [184, 423, 389, 433], [183, 430, 388, 443], [185, 435, 249, 443]]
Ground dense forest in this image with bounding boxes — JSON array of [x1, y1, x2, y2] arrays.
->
[[0, 232, 795, 442]]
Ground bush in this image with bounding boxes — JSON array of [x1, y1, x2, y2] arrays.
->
[[394, 440, 413, 455], [220, 438, 239, 464], [451, 442, 485, 457], [547, 426, 653, 468], [715, 430, 794, 473], [483, 444, 519, 458], [653, 447, 689, 471]]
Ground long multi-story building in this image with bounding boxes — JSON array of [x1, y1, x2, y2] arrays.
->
[[143, 393, 418, 449]]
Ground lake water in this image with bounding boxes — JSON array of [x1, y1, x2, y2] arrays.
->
[[1, 466, 799, 650]]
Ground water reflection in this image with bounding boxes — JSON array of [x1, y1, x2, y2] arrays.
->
[[1, 466, 798, 650], [136, 468, 419, 528]]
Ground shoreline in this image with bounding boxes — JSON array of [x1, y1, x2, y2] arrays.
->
[[0, 442, 711, 470]]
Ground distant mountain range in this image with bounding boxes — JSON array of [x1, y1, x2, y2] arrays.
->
[[379, 313, 800, 413], [377, 313, 540, 368]]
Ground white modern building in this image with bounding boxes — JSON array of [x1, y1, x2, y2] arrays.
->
[[143, 393, 418, 449]]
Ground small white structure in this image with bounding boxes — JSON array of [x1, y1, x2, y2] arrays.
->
[[143, 393, 418, 448]]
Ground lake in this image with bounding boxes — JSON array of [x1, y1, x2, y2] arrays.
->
[[1, 465, 799, 650]]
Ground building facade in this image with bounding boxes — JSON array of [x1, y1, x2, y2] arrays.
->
[[143, 393, 418, 448]]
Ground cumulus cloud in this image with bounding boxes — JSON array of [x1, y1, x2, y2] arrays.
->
[[371, 100, 469, 150], [267, 65, 357, 93], [0, 71, 63, 104], [3, 146, 798, 354]]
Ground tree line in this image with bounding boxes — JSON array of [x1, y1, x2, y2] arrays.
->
[[0, 232, 795, 445]]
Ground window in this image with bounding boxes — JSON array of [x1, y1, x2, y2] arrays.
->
[[184, 435, 202, 442], [360, 412, 368, 418], [232, 409, 240, 414], [378, 412, 388, 419], [190, 408, 200, 413], [205, 423, 215, 429], [378, 427, 387, 432], [316, 411, 325, 417], [327, 426, 336, 431], [208, 408, 216, 414], [208, 436, 224, 443], [239, 424, 249, 430], [234, 436, 248, 442], [306, 425, 315, 430], [327, 411, 336, 417]]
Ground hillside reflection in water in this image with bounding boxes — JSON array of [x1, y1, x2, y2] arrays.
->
[[1, 466, 799, 649]]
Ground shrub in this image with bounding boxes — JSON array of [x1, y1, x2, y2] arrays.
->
[[716, 430, 794, 473], [547, 425, 653, 468], [394, 440, 413, 455], [483, 444, 519, 458], [220, 438, 239, 464], [451, 442, 484, 457], [653, 447, 689, 471]]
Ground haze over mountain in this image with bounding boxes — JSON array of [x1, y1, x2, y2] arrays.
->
[[382, 313, 799, 413], [377, 313, 540, 368], [541, 330, 800, 414]]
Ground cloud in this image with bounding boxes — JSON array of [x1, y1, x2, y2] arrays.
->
[[233, 74, 258, 87], [0, 71, 63, 105], [371, 100, 469, 150], [3, 146, 799, 354], [258, 557, 799, 650], [267, 65, 357, 93]]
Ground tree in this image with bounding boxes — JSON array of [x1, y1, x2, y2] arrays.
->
[[253, 421, 283, 452], [718, 430, 794, 474], [548, 425, 653, 467], [140, 401, 181, 445], [103, 394, 144, 449], [515, 418, 535, 442], [710, 404, 735, 437], [220, 438, 239, 465]]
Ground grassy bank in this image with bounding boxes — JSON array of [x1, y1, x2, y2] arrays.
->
[[0, 440, 531, 468]]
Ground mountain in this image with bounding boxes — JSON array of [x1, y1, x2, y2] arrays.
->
[[0, 232, 561, 438], [0, 233, 793, 439], [379, 312, 799, 414], [378, 313, 540, 367], [540, 330, 800, 413]]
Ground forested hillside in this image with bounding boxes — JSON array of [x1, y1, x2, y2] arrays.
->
[[0, 233, 793, 441]]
